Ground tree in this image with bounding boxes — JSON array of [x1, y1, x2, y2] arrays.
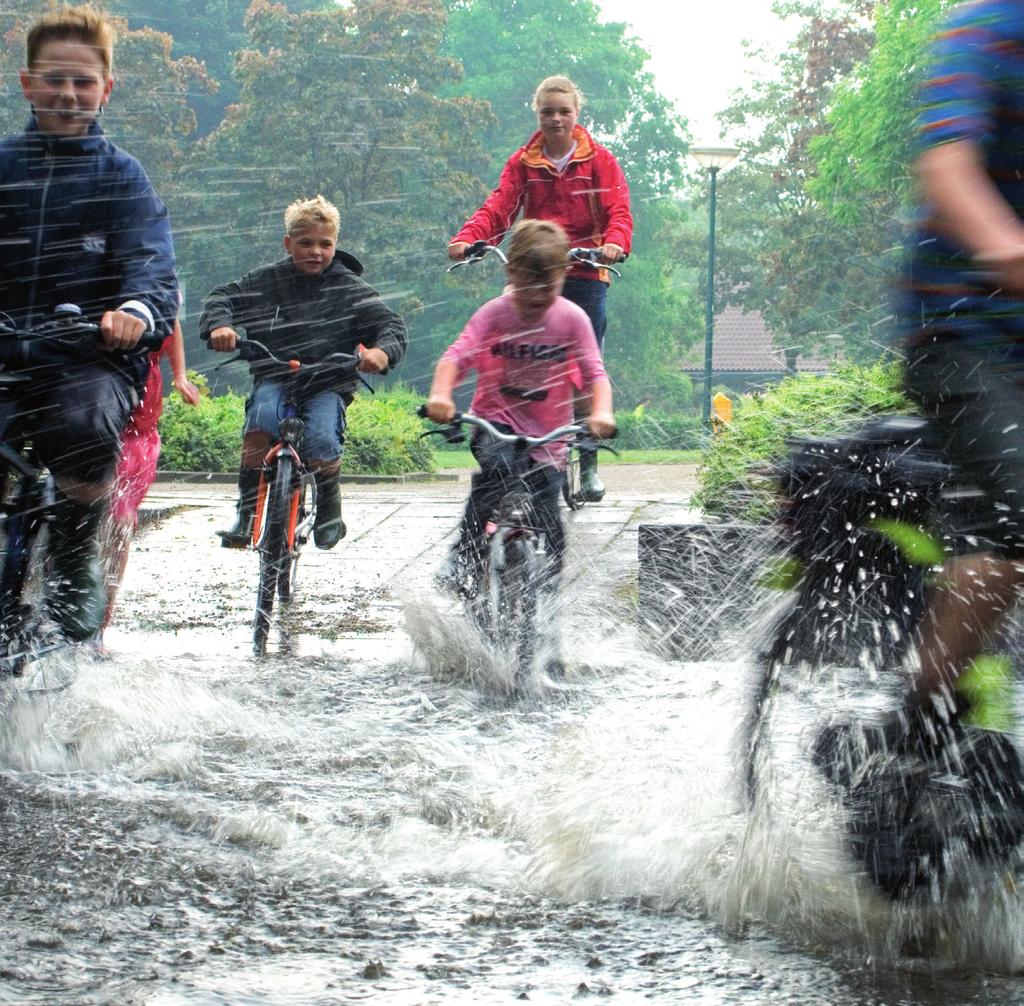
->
[[442, 0, 688, 198], [708, 0, 890, 363], [108, 0, 331, 136], [809, 0, 953, 226], [178, 0, 493, 384]]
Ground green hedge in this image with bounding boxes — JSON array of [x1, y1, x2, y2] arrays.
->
[[158, 374, 245, 472], [341, 388, 434, 475], [613, 405, 704, 450], [694, 362, 913, 521], [158, 376, 435, 474]]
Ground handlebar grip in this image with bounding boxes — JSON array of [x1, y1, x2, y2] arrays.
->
[[466, 240, 489, 258], [135, 330, 167, 352]]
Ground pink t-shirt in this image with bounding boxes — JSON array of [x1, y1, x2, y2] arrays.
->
[[441, 293, 607, 468]]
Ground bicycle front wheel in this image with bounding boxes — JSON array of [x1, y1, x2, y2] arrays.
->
[[253, 457, 293, 656], [487, 536, 538, 688], [562, 447, 583, 510], [278, 471, 314, 604]]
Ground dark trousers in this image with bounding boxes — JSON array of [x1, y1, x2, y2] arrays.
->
[[0, 361, 136, 483], [562, 278, 608, 350], [455, 424, 565, 584]]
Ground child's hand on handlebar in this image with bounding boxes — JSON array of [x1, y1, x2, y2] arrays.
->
[[99, 309, 147, 351], [425, 395, 457, 424], [448, 242, 470, 261], [586, 412, 616, 440], [209, 326, 239, 352], [357, 347, 389, 373], [597, 243, 623, 265]]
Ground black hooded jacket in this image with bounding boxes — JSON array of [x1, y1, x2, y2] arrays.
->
[[199, 252, 407, 396]]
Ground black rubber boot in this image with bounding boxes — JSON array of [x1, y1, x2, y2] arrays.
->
[[46, 490, 107, 642], [313, 471, 346, 549], [579, 448, 605, 503], [217, 468, 261, 548]]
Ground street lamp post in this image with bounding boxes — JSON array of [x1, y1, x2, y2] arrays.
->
[[690, 146, 740, 426]]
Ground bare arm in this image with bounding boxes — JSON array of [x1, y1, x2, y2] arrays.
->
[[165, 320, 200, 405], [585, 378, 615, 439], [916, 140, 1024, 292], [426, 359, 459, 422]]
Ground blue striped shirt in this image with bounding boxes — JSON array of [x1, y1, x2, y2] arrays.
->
[[905, 0, 1024, 349]]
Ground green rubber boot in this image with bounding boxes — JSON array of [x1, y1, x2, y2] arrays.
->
[[46, 491, 107, 642], [579, 448, 605, 503], [313, 471, 346, 549], [217, 468, 261, 549]]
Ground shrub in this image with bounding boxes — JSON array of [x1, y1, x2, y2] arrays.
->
[[157, 376, 435, 475], [613, 405, 704, 450], [342, 390, 434, 475], [694, 362, 913, 521], [158, 372, 245, 472]]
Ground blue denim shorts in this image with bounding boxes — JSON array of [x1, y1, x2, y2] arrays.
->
[[244, 379, 347, 462]]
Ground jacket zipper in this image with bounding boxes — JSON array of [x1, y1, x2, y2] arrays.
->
[[26, 145, 56, 326]]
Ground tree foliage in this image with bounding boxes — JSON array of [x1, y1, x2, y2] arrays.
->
[[176, 0, 493, 385], [710, 0, 893, 363], [442, 0, 688, 197], [809, 0, 952, 225]]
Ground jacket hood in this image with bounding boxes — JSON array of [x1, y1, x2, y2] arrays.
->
[[520, 124, 595, 171]]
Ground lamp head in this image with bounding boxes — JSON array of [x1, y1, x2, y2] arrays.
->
[[690, 146, 741, 171]]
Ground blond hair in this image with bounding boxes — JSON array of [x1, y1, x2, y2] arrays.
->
[[506, 219, 569, 282], [532, 75, 584, 112], [283, 195, 340, 237], [27, 5, 115, 76]]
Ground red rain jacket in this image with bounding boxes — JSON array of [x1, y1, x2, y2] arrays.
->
[[451, 125, 632, 282]]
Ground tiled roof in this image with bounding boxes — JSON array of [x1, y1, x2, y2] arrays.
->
[[679, 305, 831, 373]]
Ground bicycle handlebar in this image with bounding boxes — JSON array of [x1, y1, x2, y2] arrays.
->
[[446, 241, 508, 272], [448, 242, 627, 277], [417, 405, 617, 453], [215, 338, 374, 393], [568, 247, 626, 278], [0, 305, 164, 367]]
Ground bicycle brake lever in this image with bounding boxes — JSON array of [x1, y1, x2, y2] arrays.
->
[[419, 427, 467, 444], [575, 435, 620, 456], [357, 372, 375, 394], [213, 354, 244, 370]]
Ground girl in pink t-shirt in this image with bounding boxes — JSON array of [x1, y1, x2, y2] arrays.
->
[[426, 219, 615, 598]]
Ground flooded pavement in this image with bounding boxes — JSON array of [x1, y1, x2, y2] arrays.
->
[[3, 469, 1024, 1004]]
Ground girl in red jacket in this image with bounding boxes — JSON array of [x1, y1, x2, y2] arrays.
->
[[449, 75, 632, 502]]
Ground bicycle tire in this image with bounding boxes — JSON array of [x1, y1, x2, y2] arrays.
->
[[278, 472, 313, 604], [487, 535, 538, 687], [0, 472, 51, 677], [562, 447, 583, 510], [253, 457, 293, 656]]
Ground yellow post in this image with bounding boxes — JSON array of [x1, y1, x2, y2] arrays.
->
[[711, 392, 733, 435]]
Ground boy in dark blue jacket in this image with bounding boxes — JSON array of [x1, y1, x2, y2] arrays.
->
[[0, 5, 178, 640], [200, 195, 407, 549]]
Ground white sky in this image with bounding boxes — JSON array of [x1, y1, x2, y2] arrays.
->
[[596, 1, 798, 142]]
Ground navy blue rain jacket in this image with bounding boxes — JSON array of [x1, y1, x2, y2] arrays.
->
[[0, 116, 178, 386]]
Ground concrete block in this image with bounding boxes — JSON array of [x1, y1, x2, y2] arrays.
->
[[637, 522, 784, 661]]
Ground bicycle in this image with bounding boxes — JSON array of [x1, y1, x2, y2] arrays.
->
[[0, 304, 163, 682], [419, 407, 615, 687], [448, 240, 624, 513], [742, 414, 1024, 898], [212, 339, 369, 656]]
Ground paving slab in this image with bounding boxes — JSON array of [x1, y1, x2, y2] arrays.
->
[[111, 465, 700, 659]]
